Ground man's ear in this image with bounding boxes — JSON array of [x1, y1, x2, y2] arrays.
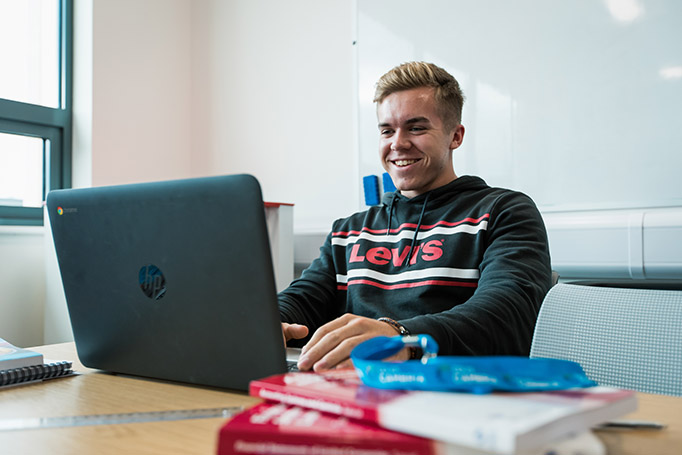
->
[[449, 124, 465, 150]]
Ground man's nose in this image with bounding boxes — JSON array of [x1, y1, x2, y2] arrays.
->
[[391, 129, 410, 151]]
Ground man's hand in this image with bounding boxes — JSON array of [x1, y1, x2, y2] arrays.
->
[[282, 322, 309, 346], [297, 313, 410, 372]]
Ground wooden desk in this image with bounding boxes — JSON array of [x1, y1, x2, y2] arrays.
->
[[1, 343, 680, 455], [0, 342, 259, 454], [594, 389, 682, 455]]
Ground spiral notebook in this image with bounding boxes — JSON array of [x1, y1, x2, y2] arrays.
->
[[0, 361, 74, 388], [0, 338, 73, 388]]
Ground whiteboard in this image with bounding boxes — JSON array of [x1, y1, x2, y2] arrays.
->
[[357, 0, 682, 212]]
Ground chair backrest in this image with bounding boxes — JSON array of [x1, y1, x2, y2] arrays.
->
[[530, 283, 682, 396]]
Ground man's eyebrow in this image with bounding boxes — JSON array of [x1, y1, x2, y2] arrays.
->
[[378, 117, 431, 128], [405, 116, 430, 125]]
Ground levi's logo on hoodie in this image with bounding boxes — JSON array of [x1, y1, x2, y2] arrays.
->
[[349, 239, 444, 267]]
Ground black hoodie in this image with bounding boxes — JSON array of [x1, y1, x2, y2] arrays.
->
[[278, 176, 552, 356]]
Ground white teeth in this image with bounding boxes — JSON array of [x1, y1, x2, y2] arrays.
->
[[394, 159, 418, 167]]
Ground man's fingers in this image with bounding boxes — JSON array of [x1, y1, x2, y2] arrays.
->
[[298, 315, 369, 370], [282, 323, 309, 342], [311, 336, 365, 372], [288, 324, 309, 339], [301, 314, 355, 355], [331, 358, 355, 370], [298, 314, 408, 371]]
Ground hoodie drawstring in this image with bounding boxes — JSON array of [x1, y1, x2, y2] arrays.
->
[[385, 192, 399, 236], [384, 191, 430, 267], [408, 193, 430, 265]]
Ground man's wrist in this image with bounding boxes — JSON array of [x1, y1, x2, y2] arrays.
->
[[377, 317, 409, 336], [377, 317, 420, 360]]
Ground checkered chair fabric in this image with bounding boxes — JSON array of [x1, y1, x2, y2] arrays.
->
[[530, 283, 682, 396]]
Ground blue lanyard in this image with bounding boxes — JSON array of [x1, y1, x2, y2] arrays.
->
[[350, 335, 596, 394]]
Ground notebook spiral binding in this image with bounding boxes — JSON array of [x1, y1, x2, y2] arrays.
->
[[0, 361, 73, 387]]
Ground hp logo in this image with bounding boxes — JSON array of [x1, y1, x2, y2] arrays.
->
[[139, 264, 167, 300]]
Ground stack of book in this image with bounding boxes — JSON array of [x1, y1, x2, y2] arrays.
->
[[0, 338, 73, 388], [217, 369, 637, 455]]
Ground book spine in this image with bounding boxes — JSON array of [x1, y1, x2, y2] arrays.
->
[[0, 361, 73, 387], [0, 338, 44, 370], [218, 433, 442, 455], [250, 382, 380, 423], [220, 433, 440, 455], [217, 403, 444, 455]]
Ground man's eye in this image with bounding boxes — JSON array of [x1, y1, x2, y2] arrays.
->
[[410, 126, 426, 132], [380, 129, 394, 135]]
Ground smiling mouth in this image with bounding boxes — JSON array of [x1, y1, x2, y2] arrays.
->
[[393, 159, 420, 167]]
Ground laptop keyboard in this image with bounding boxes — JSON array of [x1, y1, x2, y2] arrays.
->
[[285, 347, 301, 372]]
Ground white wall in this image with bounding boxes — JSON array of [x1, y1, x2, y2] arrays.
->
[[0, 227, 45, 347], [84, 0, 358, 228], [90, 0, 195, 186], [190, 0, 357, 233]]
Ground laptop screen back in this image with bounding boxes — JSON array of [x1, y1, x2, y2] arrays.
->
[[47, 174, 287, 391]]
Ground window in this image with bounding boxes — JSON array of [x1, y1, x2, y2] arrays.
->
[[0, 0, 72, 226]]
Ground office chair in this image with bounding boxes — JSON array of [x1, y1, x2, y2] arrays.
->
[[530, 283, 682, 396]]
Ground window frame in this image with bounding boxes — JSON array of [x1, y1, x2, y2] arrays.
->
[[0, 0, 73, 226]]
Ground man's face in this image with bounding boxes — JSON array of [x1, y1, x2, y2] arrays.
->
[[377, 87, 464, 199]]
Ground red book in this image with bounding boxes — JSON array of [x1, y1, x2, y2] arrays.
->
[[217, 402, 449, 455], [249, 371, 636, 454], [217, 401, 607, 455]]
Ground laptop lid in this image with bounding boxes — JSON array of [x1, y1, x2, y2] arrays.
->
[[46, 174, 288, 391]]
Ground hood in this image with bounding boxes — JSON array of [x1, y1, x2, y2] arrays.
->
[[381, 175, 488, 208], [380, 176, 488, 267]]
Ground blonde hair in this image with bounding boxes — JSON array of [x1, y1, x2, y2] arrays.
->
[[374, 61, 465, 127]]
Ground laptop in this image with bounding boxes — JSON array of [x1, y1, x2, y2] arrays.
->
[[47, 174, 296, 391]]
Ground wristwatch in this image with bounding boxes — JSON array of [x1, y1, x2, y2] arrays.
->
[[377, 317, 421, 359], [377, 317, 409, 336]]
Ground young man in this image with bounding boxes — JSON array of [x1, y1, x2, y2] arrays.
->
[[279, 62, 551, 372]]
